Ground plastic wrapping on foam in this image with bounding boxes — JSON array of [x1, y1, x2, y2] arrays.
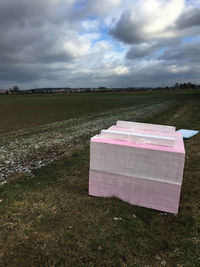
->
[[99, 129, 175, 147], [117, 120, 176, 133]]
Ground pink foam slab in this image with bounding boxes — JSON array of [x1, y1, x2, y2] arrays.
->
[[89, 170, 181, 214], [90, 139, 185, 184]]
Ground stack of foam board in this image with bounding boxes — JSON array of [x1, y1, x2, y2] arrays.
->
[[89, 121, 185, 214]]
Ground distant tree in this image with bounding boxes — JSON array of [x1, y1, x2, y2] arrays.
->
[[175, 82, 180, 88], [9, 85, 21, 95], [12, 85, 20, 92]]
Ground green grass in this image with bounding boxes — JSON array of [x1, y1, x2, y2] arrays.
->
[[0, 89, 199, 134], [0, 89, 200, 266]]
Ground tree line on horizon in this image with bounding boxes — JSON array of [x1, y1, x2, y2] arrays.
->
[[0, 82, 200, 95]]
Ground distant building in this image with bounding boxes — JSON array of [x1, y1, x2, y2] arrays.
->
[[0, 89, 7, 94]]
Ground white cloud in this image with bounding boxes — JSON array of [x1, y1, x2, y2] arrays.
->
[[81, 19, 100, 31], [167, 65, 190, 73], [142, 0, 184, 37], [63, 35, 91, 58], [114, 66, 129, 75], [80, 33, 101, 41], [110, 0, 186, 43]]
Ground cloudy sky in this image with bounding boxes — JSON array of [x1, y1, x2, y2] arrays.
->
[[0, 0, 200, 89]]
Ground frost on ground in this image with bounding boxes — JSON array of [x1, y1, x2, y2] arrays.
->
[[0, 101, 176, 181]]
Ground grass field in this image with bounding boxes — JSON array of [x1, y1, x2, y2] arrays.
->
[[0, 90, 197, 134], [0, 90, 200, 266]]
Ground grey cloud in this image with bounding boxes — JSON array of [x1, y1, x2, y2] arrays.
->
[[126, 43, 156, 59], [39, 52, 74, 64], [0, 24, 74, 65], [159, 41, 200, 63], [0, 0, 78, 27], [0, 60, 68, 85], [81, 0, 122, 17], [109, 63, 197, 88], [109, 11, 144, 44], [126, 38, 181, 60], [0, 0, 88, 88], [0, 0, 81, 82], [0, 64, 43, 83], [175, 7, 200, 29], [0, 1, 52, 27]]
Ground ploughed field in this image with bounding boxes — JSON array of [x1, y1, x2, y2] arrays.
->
[[0, 90, 200, 266]]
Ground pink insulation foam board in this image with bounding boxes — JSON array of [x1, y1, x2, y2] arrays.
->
[[89, 121, 185, 214], [89, 170, 181, 214]]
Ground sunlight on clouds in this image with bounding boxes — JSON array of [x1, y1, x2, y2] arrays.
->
[[141, 0, 185, 37], [149, 0, 183, 31], [63, 36, 90, 58], [114, 66, 129, 75], [167, 65, 190, 73]]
